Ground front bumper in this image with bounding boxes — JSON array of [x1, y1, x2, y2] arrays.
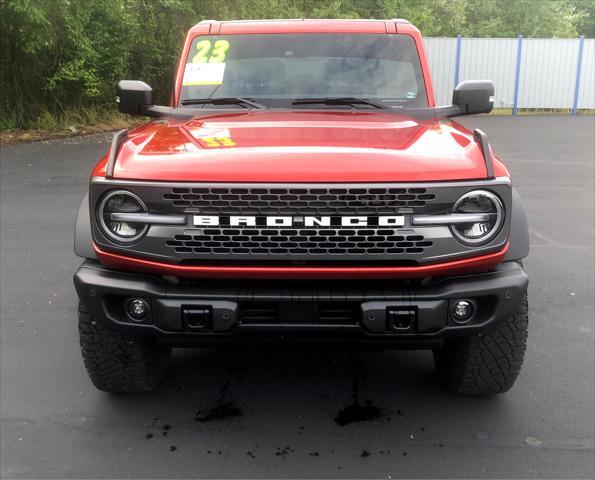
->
[[74, 261, 528, 349]]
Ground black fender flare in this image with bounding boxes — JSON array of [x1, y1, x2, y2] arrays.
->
[[504, 188, 530, 262], [74, 192, 97, 259]]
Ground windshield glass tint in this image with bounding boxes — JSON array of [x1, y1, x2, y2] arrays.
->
[[179, 34, 428, 107]]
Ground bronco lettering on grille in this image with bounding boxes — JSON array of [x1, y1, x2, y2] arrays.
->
[[193, 215, 405, 227]]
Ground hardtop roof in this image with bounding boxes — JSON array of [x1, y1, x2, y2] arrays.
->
[[187, 18, 417, 36]]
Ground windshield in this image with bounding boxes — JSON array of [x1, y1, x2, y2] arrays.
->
[[179, 33, 428, 108]]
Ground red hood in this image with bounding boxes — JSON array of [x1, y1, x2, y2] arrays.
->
[[95, 111, 508, 182]]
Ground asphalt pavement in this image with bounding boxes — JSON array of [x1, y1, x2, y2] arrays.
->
[[1, 115, 594, 479]]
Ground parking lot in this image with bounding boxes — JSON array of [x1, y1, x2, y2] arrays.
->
[[1, 115, 593, 478]]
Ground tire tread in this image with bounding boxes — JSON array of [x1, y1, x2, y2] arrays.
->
[[78, 302, 170, 393], [435, 294, 528, 395]]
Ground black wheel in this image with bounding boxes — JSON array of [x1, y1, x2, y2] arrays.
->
[[434, 294, 529, 395], [78, 302, 171, 393]]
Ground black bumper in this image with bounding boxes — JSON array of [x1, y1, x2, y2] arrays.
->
[[73, 261, 528, 349]]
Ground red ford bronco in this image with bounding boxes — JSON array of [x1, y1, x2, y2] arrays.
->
[[74, 19, 530, 394]]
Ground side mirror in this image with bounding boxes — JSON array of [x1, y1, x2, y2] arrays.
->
[[452, 80, 494, 115], [116, 80, 153, 115]]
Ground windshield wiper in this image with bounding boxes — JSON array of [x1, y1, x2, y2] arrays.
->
[[292, 97, 390, 109], [181, 97, 267, 109]]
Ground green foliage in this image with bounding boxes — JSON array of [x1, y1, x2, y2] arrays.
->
[[570, 0, 595, 37], [461, 0, 585, 38], [1, 0, 590, 129]]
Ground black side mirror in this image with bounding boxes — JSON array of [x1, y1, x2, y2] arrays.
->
[[116, 80, 153, 115], [452, 80, 494, 115]]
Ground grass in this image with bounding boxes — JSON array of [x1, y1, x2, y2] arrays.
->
[[0, 106, 143, 145]]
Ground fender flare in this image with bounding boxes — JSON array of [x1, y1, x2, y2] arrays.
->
[[74, 192, 97, 259], [504, 188, 530, 262]]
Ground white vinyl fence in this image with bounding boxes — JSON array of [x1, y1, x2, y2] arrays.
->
[[424, 36, 594, 113]]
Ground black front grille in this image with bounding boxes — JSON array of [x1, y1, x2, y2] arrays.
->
[[91, 179, 512, 266], [165, 228, 433, 256], [240, 302, 359, 325], [240, 303, 278, 323], [163, 187, 435, 215]]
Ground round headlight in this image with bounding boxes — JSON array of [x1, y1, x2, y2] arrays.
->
[[97, 190, 148, 243], [451, 190, 504, 244]]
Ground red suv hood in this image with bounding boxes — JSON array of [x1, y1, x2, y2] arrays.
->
[[96, 111, 507, 182]]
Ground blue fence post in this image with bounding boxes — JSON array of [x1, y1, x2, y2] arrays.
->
[[572, 35, 585, 115], [454, 33, 462, 86], [512, 34, 523, 115]]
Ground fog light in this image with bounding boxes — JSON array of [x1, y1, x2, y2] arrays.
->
[[451, 300, 474, 324], [126, 298, 149, 322]]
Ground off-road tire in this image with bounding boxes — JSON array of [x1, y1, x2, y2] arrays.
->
[[434, 294, 528, 395], [78, 302, 171, 393]]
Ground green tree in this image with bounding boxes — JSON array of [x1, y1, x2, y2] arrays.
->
[[570, 0, 595, 37], [462, 0, 582, 37], [0, 0, 591, 130]]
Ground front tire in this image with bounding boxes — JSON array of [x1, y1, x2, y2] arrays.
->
[[434, 294, 529, 395], [78, 302, 171, 393]]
